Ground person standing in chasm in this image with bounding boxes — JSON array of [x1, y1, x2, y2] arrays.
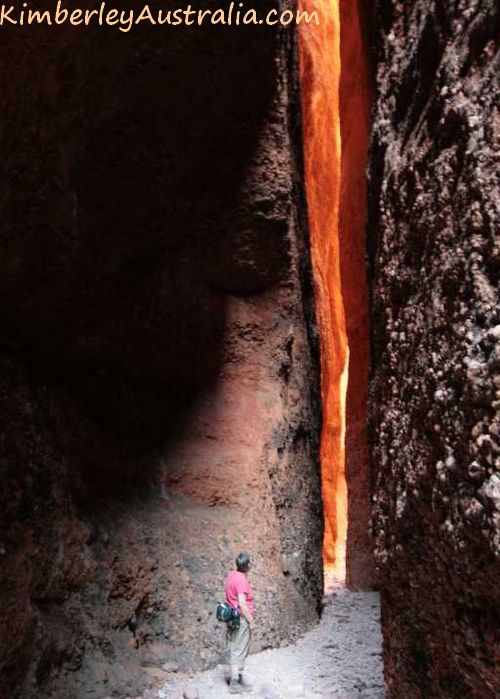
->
[[224, 552, 255, 694]]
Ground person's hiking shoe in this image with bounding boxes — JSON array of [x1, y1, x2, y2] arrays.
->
[[239, 682, 253, 693], [238, 676, 253, 691], [228, 680, 251, 694]]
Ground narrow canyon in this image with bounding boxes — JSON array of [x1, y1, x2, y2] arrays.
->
[[0, 0, 498, 698]]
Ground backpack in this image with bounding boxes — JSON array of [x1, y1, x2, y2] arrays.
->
[[216, 602, 241, 629]]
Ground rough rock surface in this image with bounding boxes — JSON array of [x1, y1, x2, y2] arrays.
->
[[0, 11, 323, 699], [368, 0, 500, 696]]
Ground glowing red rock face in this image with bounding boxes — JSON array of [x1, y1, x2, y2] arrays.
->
[[299, 0, 348, 577], [339, 0, 375, 588], [299, 0, 374, 586]]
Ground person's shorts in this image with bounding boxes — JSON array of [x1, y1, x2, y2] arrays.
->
[[227, 617, 251, 665]]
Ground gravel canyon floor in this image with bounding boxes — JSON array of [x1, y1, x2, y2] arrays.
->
[[156, 582, 385, 699]]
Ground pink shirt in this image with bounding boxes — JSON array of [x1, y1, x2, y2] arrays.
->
[[225, 570, 254, 616]]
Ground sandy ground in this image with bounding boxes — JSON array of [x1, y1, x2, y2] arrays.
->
[[159, 583, 385, 699]]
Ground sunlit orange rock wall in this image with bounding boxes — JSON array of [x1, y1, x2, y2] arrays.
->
[[299, 0, 348, 572], [339, 0, 376, 589], [299, 0, 375, 587]]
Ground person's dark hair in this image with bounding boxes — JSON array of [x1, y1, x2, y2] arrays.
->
[[236, 552, 251, 573]]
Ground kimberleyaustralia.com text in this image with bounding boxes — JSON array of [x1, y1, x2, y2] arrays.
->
[[0, 1, 320, 30]]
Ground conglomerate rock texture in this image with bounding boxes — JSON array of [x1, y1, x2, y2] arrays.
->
[[368, 0, 499, 696], [0, 9, 324, 699]]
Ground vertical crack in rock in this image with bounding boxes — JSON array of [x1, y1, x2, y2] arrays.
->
[[299, 0, 375, 588], [339, 0, 376, 589], [299, 0, 349, 579]]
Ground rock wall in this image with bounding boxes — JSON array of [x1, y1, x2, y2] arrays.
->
[[298, 0, 347, 573], [368, 0, 499, 696], [0, 10, 323, 699], [339, 0, 375, 589]]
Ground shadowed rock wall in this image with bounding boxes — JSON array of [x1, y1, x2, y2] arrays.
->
[[0, 9, 323, 699], [368, 0, 499, 696]]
